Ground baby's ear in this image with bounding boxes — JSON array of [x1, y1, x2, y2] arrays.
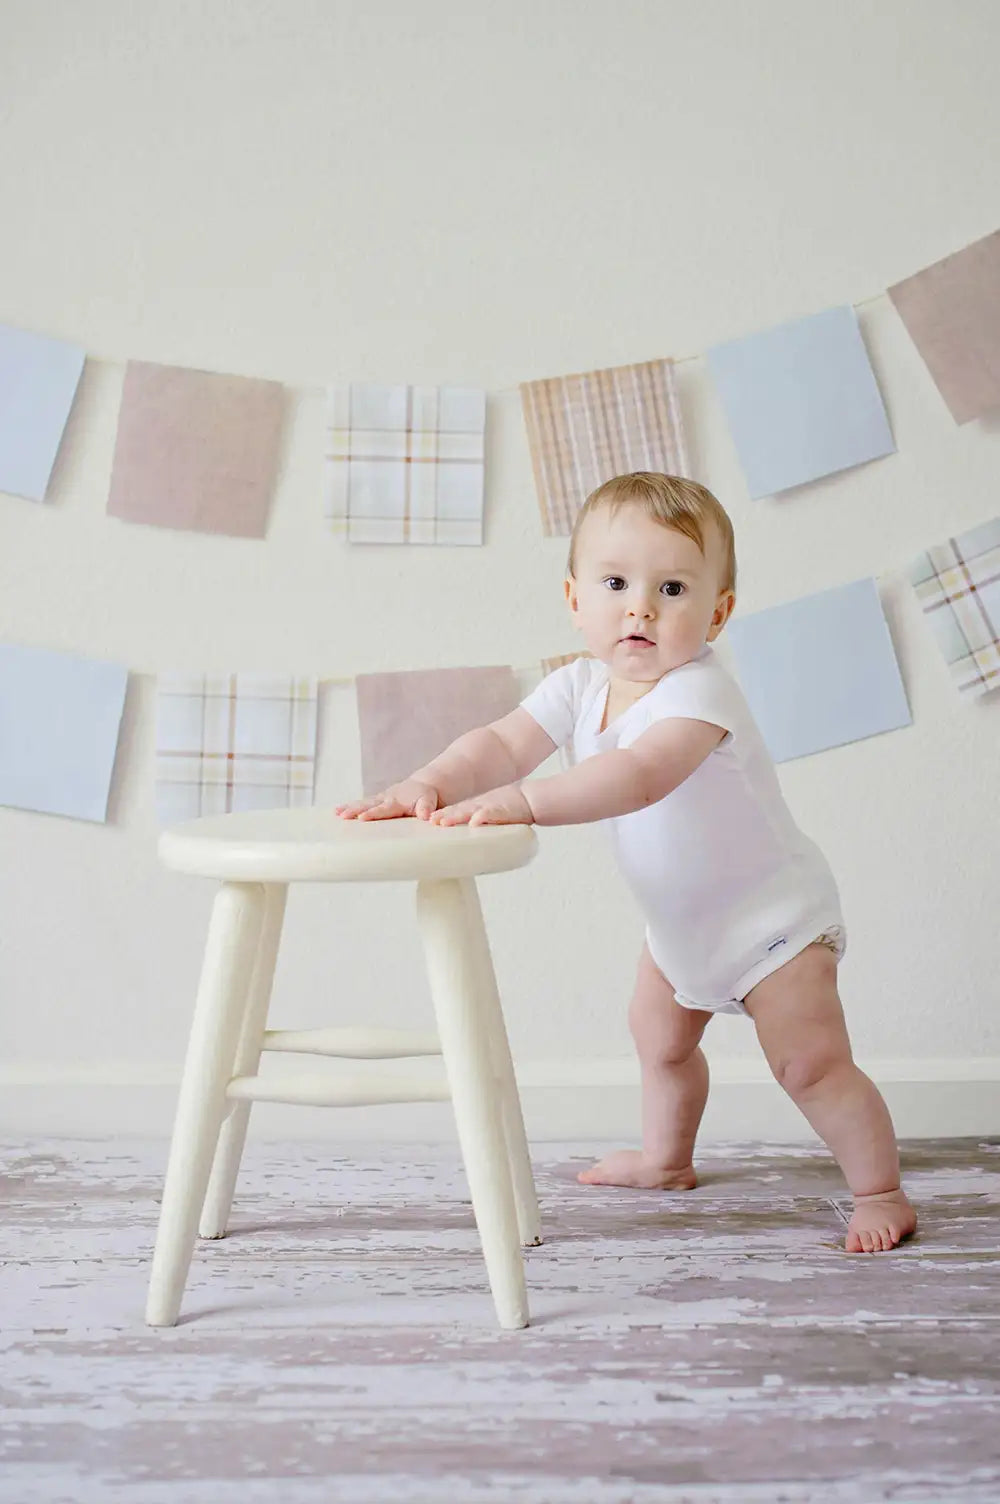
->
[[564, 575, 578, 611]]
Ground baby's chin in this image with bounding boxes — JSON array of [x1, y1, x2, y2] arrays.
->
[[600, 641, 696, 677]]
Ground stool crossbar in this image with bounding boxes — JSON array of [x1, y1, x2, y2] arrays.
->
[[145, 809, 541, 1332]]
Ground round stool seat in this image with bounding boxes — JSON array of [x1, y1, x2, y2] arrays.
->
[[158, 806, 538, 883]]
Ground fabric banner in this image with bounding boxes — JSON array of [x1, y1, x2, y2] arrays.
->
[[325, 383, 486, 544], [156, 673, 318, 823], [520, 359, 687, 537], [706, 306, 895, 499], [355, 665, 519, 795], [888, 230, 1000, 424], [909, 516, 1000, 698], [108, 362, 286, 537], [0, 324, 86, 502]]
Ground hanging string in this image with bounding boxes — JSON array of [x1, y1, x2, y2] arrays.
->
[[299, 291, 891, 396], [73, 291, 890, 398]]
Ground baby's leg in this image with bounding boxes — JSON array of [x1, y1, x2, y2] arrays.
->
[[578, 943, 713, 1190], [743, 944, 917, 1253]]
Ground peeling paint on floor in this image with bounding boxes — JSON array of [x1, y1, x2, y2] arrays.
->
[[1, 1137, 999, 1502]]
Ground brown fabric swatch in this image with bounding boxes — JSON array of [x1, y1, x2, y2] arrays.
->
[[355, 666, 519, 795], [108, 361, 285, 536], [888, 230, 1000, 424]]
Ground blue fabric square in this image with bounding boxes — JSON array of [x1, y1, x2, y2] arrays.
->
[[707, 306, 895, 499], [726, 578, 911, 762]]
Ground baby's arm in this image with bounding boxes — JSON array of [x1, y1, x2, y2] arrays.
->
[[523, 717, 726, 825], [336, 709, 557, 820]]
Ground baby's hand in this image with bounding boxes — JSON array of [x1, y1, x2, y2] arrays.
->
[[334, 778, 441, 821], [429, 784, 534, 828]]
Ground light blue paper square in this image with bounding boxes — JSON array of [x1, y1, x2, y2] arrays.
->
[[726, 578, 911, 762], [0, 643, 129, 820], [0, 325, 86, 501], [707, 306, 895, 499]]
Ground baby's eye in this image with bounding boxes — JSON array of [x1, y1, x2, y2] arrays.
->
[[602, 576, 627, 592], [660, 581, 685, 597]]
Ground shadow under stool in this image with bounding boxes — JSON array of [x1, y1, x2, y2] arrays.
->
[[145, 807, 541, 1331]]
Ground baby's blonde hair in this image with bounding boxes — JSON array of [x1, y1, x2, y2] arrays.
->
[[567, 472, 737, 595]]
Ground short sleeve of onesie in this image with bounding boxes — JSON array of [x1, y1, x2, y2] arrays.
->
[[518, 660, 586, 749], [613, 650, 743, 752]]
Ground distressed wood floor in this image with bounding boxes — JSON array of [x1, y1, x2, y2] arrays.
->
[[2, 1137, 999, 1503]]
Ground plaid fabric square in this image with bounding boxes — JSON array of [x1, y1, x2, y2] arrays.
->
[[156, 673, 318, 824], [909, 516, 1000, 698], [324, 384, 486, 545], [520, 359, 688, 536]]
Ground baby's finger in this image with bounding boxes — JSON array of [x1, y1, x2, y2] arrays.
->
[[357, 798, 404, 821]]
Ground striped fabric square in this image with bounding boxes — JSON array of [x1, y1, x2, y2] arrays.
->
[[520, 360, 688, 536], [324, 384, 486, 545], [909, 516, 1000, 698], [540, 651, 591, 677], [156, 673, 318, 824]]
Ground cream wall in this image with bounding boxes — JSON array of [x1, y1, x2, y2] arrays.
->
[[1, 0, 998, 1141]]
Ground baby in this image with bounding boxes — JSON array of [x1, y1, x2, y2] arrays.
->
[[336, 471, 917, 1254]]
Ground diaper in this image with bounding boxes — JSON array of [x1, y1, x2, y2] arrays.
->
[[670, 923, 847, 1018]]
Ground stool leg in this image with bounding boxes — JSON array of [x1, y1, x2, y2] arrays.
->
[[416, 877, 528, 1331], [459, 878, 542, 1248], [199, 883, 288, 1239], [146, 881, 266, 1327]]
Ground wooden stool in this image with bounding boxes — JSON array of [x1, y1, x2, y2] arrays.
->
[[145, 807, 541, 1331]]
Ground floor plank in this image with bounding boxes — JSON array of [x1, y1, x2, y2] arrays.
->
[[2, 1137, 999, 1502]]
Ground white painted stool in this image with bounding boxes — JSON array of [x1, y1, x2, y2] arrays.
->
[[146, 807, 541, 1331]]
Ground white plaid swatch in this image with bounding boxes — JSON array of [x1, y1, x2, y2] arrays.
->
[[324, 383, 486, 545], [156, 673, 318, 824], [909, 516, 1000, 698]]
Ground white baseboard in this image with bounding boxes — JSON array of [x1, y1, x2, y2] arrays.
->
[[1, 1058, 998, 1141]]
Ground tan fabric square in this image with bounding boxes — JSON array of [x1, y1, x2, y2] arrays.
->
[[356, 666, 519, 795], [888, 231, 1000, 424], [109, 361, 286, 536]]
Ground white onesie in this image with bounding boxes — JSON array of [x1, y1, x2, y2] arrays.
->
[[519, 646, 845, 1017]]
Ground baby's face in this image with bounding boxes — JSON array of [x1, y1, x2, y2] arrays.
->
[[565, 505, 735, 682]]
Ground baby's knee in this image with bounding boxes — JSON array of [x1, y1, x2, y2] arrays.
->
[[769, 1042, 851, 1098], [628, 999, 701, 1067]]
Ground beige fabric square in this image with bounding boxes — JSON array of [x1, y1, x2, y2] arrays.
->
[[520, 359, 688, 536], [888, 231, 1000, 424], [355, 666, 519, 795], [108, 362, 286, 536]]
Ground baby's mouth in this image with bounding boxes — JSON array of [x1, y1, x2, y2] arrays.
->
[[622, 634, 654, 646]]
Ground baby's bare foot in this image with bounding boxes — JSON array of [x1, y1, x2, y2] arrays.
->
[[577, 1150, 697, 1190], [846, 1188, 917, 1253]]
